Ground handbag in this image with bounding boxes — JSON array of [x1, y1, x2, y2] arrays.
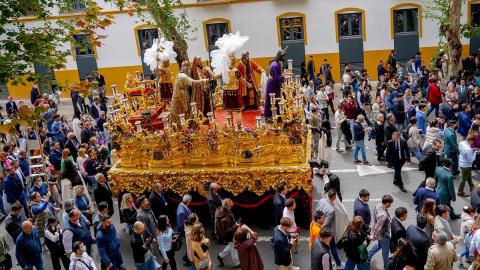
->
[[194, 243, 209, 259], [172, 232, 183, 251], [336, 222, 351, 250]]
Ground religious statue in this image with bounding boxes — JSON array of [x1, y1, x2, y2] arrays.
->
[[170, 61, 209, 127], [143, 36, 177, 108], [157, 59, 174, 107], [236, 51, 265, 110], [211, 31, 250, 129], [264, 49, 286, 120], [190, 56, 218, 116]]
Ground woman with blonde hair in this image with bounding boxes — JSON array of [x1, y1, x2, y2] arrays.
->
[[60, 148, 74, 170], [421, 198, 436, 245], [191, 223, 211, 269], [76, 148, 88, 178], [184, 213, 198, 268], [73, 185, 93, 223], [445, 84, 459, 102], [121, 193, 137, 234]]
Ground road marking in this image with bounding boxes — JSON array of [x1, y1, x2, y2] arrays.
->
[[331, 165, 416, 176]]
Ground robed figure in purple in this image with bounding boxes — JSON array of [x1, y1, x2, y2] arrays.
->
[[264, 50, 286, 119]]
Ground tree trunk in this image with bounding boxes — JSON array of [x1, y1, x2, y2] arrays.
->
[[146, 2, 189, 66], [445, 0, 463, 77]]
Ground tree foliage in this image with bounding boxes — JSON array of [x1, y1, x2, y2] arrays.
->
[[0, 0, 114, 89]]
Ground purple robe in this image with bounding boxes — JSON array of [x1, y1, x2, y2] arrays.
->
[[264, 61, 284, 118]]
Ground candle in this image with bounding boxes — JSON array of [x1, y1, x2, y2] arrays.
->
[[295, 75, 300, 85], [288, 59, 293, 70], [135, 71, 141, 81], [225, 115, 232, 127], [207, 112, 214, 123], [163, 117, 170, 129], [107, 105, 113, 114], [272, 107, 277, 119], [122, 115, 128, 126], [111, 85, 118, 95], [278, 101, 285, 115], [122, 99, 128, 108], [255, 116, 262, 128], [295, 85, 300, 96], [269, 93, 276, 106], [135, 121, 142, 131], [179, 113, 186, 126], [190, 102, 198, 115]]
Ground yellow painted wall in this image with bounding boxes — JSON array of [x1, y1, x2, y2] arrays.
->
[[5, 45, 474, 100], [7, 74, 37, 101], [364, 50, 392, 80]]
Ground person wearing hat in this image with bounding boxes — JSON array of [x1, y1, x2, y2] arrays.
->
[[434, 157, 461, 219], [444, 120, 460, 175]]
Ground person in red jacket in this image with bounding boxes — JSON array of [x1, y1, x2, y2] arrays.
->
[[343, 95, 357, 136], [427, 78, 443, 118]]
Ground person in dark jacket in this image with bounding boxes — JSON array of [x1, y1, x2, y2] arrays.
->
[[377, 60, 387, 80], [15, 220, 43, 270], [386, 132, 411, 192], [62, 209, 92, 256], [354, 189, 371, 239], [458, 104, 472, 139], [384, 113, 398, 144], [273, 182, 288, 226], [30, 85, 39, 105], [64, 133, 81, 160], [414, 139, 442, 195], [233, 226, 263, 270], [407, 99, 419, 124], [4, 202, 24, 243], [94, 173, 114, 216], [388, 238, 417, 270], [60, 155, 82, 187], [413, 177, 441, 212], [274, 217, 297, 269], [149, 181, 167, 221], [345, 216, 369, 270], [471, 183, 480, 211], [215, 199, 240, 267], [131, 221, 156, 270], [311, 227, 333, 270], [96, 215, 125, 270], [80, 121, 96, 144], [44, 216, 70, 270], [390, 207, 407, 253], [392, 93, 406, 133], [3, 166, 28, 216], [375, 113, 386, 161], [441, 98, 457, 121], [207, 183, 222, 237], [406, 213, 429, 270]]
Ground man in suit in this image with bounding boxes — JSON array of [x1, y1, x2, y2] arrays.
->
[[385, 132, 411, 192], [3, 166, 28, 216], [93, 71, 106, 95], [413, 177, 441, 212], [406, 213, 430, 270], [307, 56, 315, 81], [207, 183, 223, 241], [390, 207, 407, 253], [65, 133, 81, 160], [384, 113, 397, 144], [441, 98, 457, 121], [80, 121, 96, 144], [456, 78, 471, 111], [434, 205, 460, 246], [149, 182, 167, 219], [177, 194, 193, 265], [273, 217, 297, 269], [414, 139, 442, 195], [471, 183, 480, 211], [444, 120, 460, 175], [89, 97, 103, 122], [435, 159, 460, 219], [93, 173, 114, 217], [273, 182, 288, 226]]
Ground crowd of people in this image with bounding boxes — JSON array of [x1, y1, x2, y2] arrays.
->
[[3, 49, 480, 270]]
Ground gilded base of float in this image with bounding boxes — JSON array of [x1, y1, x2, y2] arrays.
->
[[108, 163, 312, 198]]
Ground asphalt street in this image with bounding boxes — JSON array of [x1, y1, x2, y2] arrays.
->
[[0, 88, 472, 270]]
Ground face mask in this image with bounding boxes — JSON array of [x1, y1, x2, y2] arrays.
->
[[82, 246, 87, 253], [35, 181, 42, 187]]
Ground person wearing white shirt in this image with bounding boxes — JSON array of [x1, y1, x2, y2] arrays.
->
[[316, 85, 329, 120], [458, 135, 477, 196], [335, 104, 351, 152]]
